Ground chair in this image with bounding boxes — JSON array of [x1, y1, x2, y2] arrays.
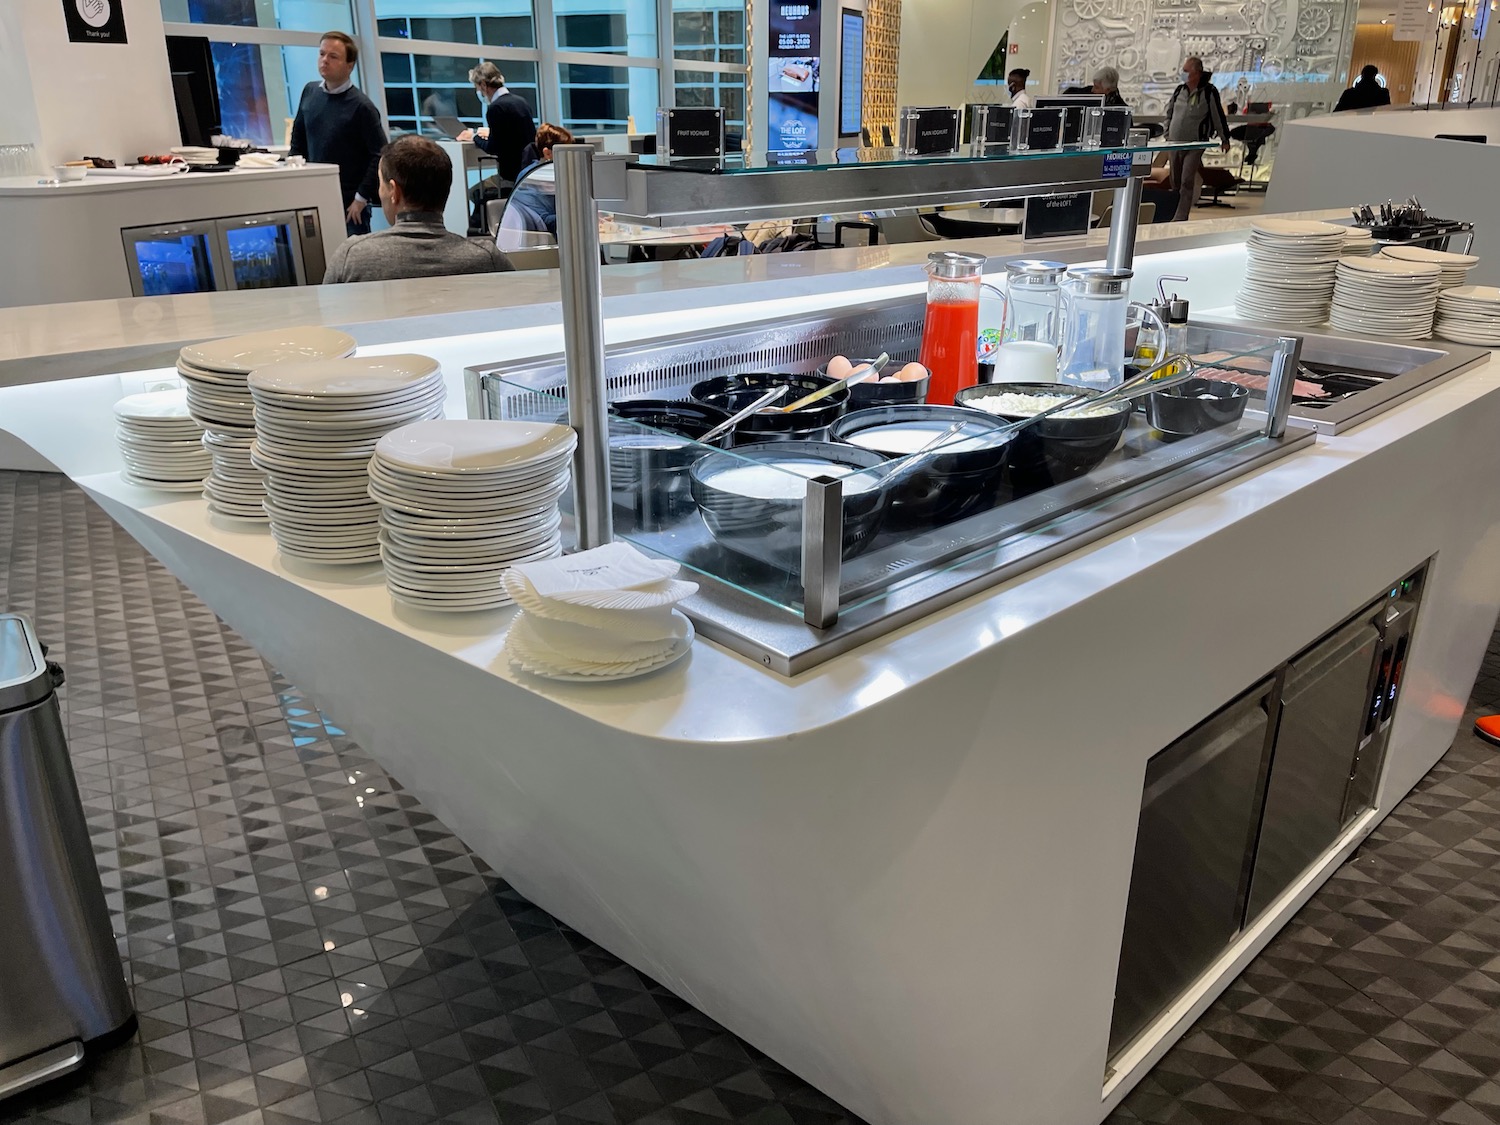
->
[[1197, 166, 1239, 208], [876, 213, 941, 243], [880, 124, 894, 146], [1099, 203, 1158, 229], [505, 247, 562, 271], [1229, 122, 1276, 192], [860, 127, 873, 146]]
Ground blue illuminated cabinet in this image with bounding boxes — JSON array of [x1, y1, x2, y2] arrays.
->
[[122, 209, 327, 297]]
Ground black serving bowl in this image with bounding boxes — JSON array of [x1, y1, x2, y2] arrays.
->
[[688, 440, 890, 571], [816, 358, 931, 409], [1146, 377, 1250, 441], [828, 404, 1012, 528], [689, 372, 849, 443], [608, 399, 733, 532], [954, 381, 1132, 490]]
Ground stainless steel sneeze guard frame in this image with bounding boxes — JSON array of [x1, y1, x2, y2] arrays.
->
[[591, 147, 1179, 228]]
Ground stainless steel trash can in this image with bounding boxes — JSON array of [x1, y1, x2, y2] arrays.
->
[[0, 612, 133, 1100]]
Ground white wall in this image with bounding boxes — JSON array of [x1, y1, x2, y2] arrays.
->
[[896, 0, 1048, 111], [2, 0, 179, 168]]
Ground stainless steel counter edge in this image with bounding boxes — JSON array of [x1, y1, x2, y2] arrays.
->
[[0, 210, 1337, 388]]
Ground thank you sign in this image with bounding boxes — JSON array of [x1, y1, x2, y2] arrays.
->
[[64, 0, 128, 43]]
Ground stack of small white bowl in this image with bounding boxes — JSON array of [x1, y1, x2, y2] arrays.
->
[[1329, 255, 1442, 339], [1234, 219, 1347, 327], [1381, 244, 1479, 290], [368, 420, 574, 612], [1434, 285, 1500, 347], [248, 355, 446, 563], [502, 543, 697, 681], [178, 327, 356, 521], [113, 389, 211, 490]]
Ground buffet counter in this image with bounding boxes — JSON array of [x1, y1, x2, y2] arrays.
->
[[4, 213, 1500, 1125]]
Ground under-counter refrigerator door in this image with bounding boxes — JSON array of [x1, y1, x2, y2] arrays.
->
[[1247, 615, 1381, 921], [121, 222, 226, 297], [1109, 679, 1275, 1060], [216, 212, 306, 290]]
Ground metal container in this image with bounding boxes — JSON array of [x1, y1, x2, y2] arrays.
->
[[0, 613, 133, 1100]]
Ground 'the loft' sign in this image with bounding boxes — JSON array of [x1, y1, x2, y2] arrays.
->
[[64, 0, 128, 44]]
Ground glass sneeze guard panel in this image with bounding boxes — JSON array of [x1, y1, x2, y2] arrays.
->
[[476, 297, 1301, 624]]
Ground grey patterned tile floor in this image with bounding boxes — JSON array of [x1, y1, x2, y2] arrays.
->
[[0, 471, 863, 1125], [5, 467, 1500, 1125]]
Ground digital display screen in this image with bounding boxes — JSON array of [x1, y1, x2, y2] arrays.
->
[[768, 0, 821, 151], [839, 10, 864, 137]]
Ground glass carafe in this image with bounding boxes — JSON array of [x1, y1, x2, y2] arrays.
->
[[920, 251, 987, 405], [1056, 267, 1164, 390], [992, 259, 1066, 384]]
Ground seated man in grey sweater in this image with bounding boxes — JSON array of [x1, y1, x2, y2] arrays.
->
[[323, 136, 514, 284]]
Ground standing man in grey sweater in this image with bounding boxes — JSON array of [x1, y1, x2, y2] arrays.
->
[[322, 136, 514, 283], [290, 31, 388, 236], [1163, 56, 1231, 222]]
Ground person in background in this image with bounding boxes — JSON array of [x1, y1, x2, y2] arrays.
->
[[496, 124, 576, 252], [1163, 56, 1231, 222], [323, 136, 513, 284], [1007, 68, 1034, 112], [517, 122, 575, 176], [1092, 66, 1128, 107], [458, 62, 537, 185], [1335, 65, 1393, 112], [289, 31, 387, 236]]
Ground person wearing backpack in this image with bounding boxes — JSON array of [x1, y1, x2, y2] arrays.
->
[[1163, 56, 1231, 222]]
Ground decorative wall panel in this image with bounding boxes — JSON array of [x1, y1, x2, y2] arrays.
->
[[863, 0, 901, 132], [1051, 0, 1360, 114]]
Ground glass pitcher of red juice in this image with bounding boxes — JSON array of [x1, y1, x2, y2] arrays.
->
[[919, 251, 988, 404]]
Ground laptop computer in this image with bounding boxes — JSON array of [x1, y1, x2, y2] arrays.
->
[[435, 115, 468, 140]]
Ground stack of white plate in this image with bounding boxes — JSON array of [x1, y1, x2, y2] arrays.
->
[[1329, 256, 1442, 339], [1342, 227, 1375, 256], [248, 355, 446, 563], [113, 389, 210, 491], [178, 327, 356, 521], [1235, 219, 1347, 327], [501, 543, 697, 681], [369, 420, 576, 611], [1434, 285, 1500, 347], [171, 145, 219, 167], [1381, 244, 1479, 290]]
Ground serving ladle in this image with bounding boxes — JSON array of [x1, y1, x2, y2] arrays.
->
[[879, 354, 1200, 481]]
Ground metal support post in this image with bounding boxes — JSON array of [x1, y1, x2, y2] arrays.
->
[[801, 476, 844, 629], [1106, 175, 1145, 271], [553, 144, 613, 550], [1264, 336, 1304, 439]]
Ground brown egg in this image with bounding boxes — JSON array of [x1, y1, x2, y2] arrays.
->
[[896, 362, 929, 383], [826, 355, 854, 380]]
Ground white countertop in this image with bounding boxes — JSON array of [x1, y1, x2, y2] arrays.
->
[[0, 161, 338, 197]]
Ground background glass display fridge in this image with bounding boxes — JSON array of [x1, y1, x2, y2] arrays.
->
[[121, 209, 327, 297]]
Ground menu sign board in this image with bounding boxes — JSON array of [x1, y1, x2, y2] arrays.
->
[[839, 9, 864, 137], [769, 0, 821, 151], [1393, 0, 1432, 40]]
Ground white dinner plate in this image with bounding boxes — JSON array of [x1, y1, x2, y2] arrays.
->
[[180, 326, 357, 374]]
